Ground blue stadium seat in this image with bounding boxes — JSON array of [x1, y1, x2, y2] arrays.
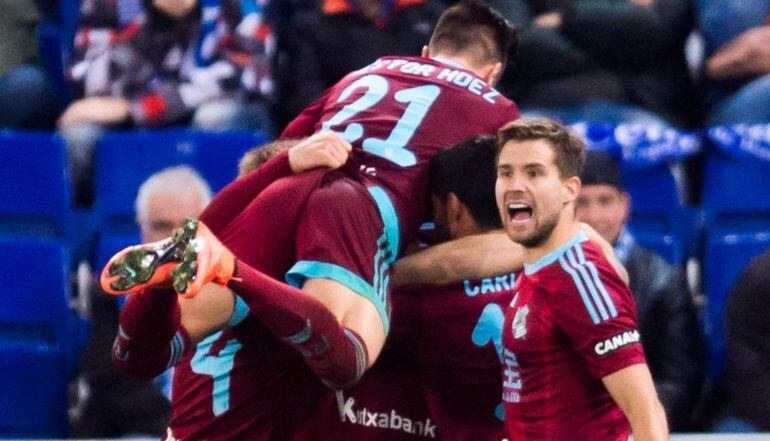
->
[[632, 230, 684, 265], [193, 130, 270, 192], [704, 124, 770, 220], [0, 237, 75, 438], [0, 343, 68, 437], [703, 230, 770, 380], [701, 124, 770, 380], [0, 131, 72, 237], [95, 129, 269, 236]]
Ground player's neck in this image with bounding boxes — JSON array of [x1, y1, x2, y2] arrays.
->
[[524, 216, 582, 266]]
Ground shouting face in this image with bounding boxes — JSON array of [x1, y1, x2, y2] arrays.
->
[[495, 139, 579, 248]]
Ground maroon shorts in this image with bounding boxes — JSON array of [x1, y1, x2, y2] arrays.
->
[[212, 170, 398, 333], [286, 171, 398, 333]]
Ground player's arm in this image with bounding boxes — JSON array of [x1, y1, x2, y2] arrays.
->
[[548, 247, 656, 436], [391, 224, 627, 286], [602, 364, 669, 441], [392, 230, 523, 285]]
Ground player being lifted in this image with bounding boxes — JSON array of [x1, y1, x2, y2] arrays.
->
[[100, 2, 520, 439], [495, 118, 668, 440]]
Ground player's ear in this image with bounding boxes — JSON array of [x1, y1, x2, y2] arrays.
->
[[421, 45, 430, 58], [562, 176, 581, 205], [447, 193, 463, 223], [483, 61, 503, 86], [620, 191, 631, 223]]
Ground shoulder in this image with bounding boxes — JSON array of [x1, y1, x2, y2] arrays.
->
[[546, 240, 629, 319]]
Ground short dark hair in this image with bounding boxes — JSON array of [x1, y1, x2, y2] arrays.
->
[[429, 135, 502, 229], [429, 0, 517, 68], [581, 150, 623, 190], [497, 118, 586, 179]]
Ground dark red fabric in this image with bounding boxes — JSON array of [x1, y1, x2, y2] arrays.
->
[[230, 260, 368, 389], [112, 288, 190, 379]]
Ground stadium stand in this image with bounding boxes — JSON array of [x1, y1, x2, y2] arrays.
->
[[572, 122, 701, 264], [0, 236, 84, 438], [95, 128, 269, 237], [0, 131, 71, 237], [702, 124, 770, 380]]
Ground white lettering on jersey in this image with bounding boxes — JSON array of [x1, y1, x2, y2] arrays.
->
[[336, 391, 437, 438], [593, 330, 641, 356]]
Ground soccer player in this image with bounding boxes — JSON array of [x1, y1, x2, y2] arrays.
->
[[102, 2, 520, 439], [413, 135, 513, 440], [495, 118, 668, 440]]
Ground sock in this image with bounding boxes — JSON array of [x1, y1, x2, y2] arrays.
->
[[229, 262, 368, 389], [112, 288, 191, 380]]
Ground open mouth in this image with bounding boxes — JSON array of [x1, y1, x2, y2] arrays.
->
[[507, 203, 533, 223]]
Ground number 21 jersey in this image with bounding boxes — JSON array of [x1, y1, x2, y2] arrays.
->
[[282, 56, 520, 247]]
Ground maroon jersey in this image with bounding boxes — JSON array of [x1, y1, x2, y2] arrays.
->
[[502, 231, 646, 441], [281, 56, 519, 248], [310, 291, 437, 440], [168, 319, 324, 441], [414, 272, 516, 441]]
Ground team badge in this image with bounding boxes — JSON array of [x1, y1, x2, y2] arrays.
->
[[512, 305, 529, 339]]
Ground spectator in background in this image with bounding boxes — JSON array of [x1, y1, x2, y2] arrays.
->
[[60, 0, 274, 205], [499, 0, 701, 128], [0, 0, 58, 130], [698, 1, 770, 123], [719, 247, 770, 432], [576, 151, 705, 431], [73, 165, 212, 438], [275, 0, 444, 125]]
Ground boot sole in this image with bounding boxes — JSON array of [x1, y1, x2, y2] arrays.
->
[[107, 218, 199, 292]]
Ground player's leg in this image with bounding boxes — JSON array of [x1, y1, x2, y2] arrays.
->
[[175, 176, 396, 388], [111, 287, 190, 379], [226, 265, 381, 388]]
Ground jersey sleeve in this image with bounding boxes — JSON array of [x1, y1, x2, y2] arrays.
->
[[547, 245, 646, 379], [500, 100, 521, 126], [280, 88, 332, 139]]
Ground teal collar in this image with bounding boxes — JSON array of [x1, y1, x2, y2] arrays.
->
[[524, 230, 588, 276]]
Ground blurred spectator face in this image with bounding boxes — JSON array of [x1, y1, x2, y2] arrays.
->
[[139, 188, 205, 243], [575, 184, 629, 245], [153, 0, 197, 19]]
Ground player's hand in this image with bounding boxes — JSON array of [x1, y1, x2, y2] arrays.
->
[[288, 131, 352, 173], [706, 25, 770, 80], [58, 97, 130, 128]]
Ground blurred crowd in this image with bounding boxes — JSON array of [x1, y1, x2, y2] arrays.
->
[[1, 0, 769, 437]]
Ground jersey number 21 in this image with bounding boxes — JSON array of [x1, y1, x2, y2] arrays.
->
[[321, 74, 441, 167]]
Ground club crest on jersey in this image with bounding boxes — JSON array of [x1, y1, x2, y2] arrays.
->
[[594, 330, 640, 356], [512, 305, 529, 339]]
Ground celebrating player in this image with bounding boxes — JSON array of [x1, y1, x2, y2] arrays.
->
[[101, 2, 520, 439], [495, 118, 668, 440]]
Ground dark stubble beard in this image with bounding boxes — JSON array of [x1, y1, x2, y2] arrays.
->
[[517, 211, 560, 249]]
